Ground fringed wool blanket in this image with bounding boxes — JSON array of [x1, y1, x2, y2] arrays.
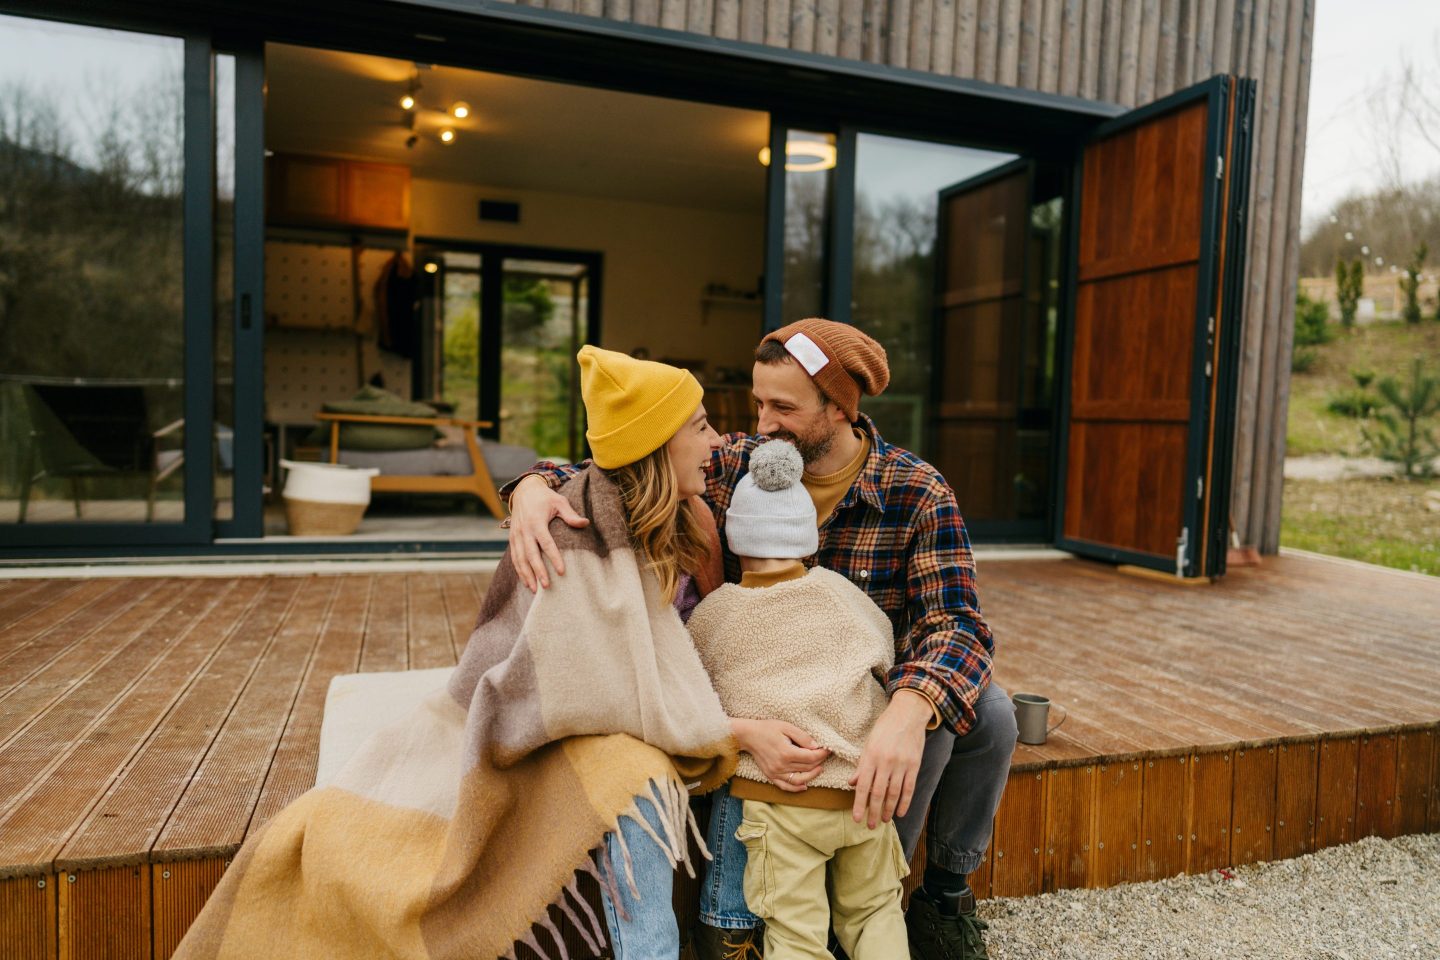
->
[[175, 466, 737, 960]]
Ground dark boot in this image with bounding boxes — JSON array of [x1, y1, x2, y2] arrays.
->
[[691, 923, 764, 960], [906, 888, 990, 960]]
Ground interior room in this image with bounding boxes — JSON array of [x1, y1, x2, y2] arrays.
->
[[256, 42, 770, 541]]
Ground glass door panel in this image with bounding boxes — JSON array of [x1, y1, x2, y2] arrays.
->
[[0, 14, 209, 544], [498, 260, 587, 463]]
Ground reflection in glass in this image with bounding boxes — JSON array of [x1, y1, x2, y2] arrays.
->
[[0, 15, 186, 523], [851, 134, 1017, 457], [214, 53, 236, 520], [780, 131, 834, 322]]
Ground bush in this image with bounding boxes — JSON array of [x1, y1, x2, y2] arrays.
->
[[1361, 357, 1440, 479], [1401, 243, 1427, 325], [1350, 368, 1376, 389], [1294, 289, 1333, 346], [1292, 347, 1319, 374], [1326, 388, 1376, 418], [1335, 258, 1364, 327]]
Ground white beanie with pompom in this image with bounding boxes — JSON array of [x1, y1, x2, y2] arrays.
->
[[725, 440, 818, 559]]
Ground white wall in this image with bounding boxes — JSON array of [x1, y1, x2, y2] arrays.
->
[[411, 178, 767, 376]]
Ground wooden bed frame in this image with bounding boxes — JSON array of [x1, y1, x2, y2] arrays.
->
[[314, 412, 507, 520]]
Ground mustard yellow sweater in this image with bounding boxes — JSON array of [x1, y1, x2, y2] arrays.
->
[[686, 567, 895, 794]]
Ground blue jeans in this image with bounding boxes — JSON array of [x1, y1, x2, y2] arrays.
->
[[601, 796, 679, 960], [699, 683, 1018, 928]]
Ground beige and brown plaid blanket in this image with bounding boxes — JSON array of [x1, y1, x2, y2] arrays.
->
[[175, 466, 736, 959]]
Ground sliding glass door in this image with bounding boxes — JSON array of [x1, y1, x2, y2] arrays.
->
[[0, 13, 230, 547]]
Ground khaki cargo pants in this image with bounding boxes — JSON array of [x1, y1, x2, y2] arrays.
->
[[735, 799, 910, 960]]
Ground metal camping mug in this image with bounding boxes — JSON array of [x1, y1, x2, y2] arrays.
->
[[1012, 693, 1051, 745]]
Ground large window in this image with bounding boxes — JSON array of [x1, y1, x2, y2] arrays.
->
[[0, 15, 187, 524]]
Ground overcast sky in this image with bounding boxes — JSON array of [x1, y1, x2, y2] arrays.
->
[[1302, 0, 1440, 224]]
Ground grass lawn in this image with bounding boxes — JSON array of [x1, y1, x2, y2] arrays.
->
[[1281, 477, 1440, 575], [1286, 320, 1440, 457], [1282, 320, 1440, 576]]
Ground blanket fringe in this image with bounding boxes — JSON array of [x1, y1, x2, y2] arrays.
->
[[538, 912, 570, 960], [508, 773, 719, 960], [558, 879, 604, 955]]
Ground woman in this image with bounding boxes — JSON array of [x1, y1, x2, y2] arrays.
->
[[173, 346, 740, 960]]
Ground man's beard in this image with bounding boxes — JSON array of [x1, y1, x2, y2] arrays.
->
[[766, 422, 834, 465]]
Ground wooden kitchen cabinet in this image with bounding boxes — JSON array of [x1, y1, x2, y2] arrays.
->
[[267, 153, 410, 231]]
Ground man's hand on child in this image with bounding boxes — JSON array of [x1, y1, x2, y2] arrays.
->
[[731, 717, 829, 792], [507, 474, 590, 591], [849, 689, 931, 828]]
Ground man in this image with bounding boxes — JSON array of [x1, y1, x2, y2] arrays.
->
[[505, 319, 1017, 960]]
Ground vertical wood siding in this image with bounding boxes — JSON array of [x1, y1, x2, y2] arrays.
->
[[513, 0, 1313, 553]]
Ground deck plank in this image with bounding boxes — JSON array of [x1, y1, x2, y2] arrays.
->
[[249, 576, 368, 832], [407, 574, 459, 670], [1185, 750, 1234, 874], [439, 573, 482, 662], [1093, 760, 1143, 887], [52, 578, 276, 869], [0, 579, 81, 633], [1355, 733, 1399, 840], [359, 574, 407, 673], [1314, 735, 1360, 848], [0, 579, 117, 657], [0, 580, 155, 704], [1394, 729, 1434, 837], [1229, 745, 1277, 866], [1139, 754, 1189, 880], [151, 577, 331, 861], [1, 578, 289, 880], [0, 580, 246, 877], [990, 769, 1044, 897]]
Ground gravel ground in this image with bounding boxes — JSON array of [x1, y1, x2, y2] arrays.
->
[[978, 834, 1440, 959]]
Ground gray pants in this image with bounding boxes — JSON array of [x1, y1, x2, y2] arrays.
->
[[893, 682, 1018, 875]]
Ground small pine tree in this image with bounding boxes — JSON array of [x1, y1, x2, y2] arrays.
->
[[1361, 357, 1440, 479], [1335, 258, 1363, 327], [1294, 289, 1332, 346], [1401, 243, 1427, 325]]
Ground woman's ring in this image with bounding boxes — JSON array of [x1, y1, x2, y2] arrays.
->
[[786, 772, 795, 783]]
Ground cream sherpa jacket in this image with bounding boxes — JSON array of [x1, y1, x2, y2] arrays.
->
[[687, 567, 894, 792]]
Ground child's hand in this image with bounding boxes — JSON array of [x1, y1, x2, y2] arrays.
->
[[730, 718, 830, 791]]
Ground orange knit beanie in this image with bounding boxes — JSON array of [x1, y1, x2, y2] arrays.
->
[[760, 318, 890, 421]]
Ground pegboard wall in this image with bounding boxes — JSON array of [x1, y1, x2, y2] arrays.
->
[[264, 328, 364, 424], [264, 240, 395, 333], [263, 240, 413, 422]]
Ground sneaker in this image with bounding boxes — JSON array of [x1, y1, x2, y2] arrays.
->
[[906, 889, 990, 960], [691, 923, 764, 960]]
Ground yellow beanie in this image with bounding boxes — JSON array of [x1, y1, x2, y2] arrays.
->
[[578, 345, 704, 469]]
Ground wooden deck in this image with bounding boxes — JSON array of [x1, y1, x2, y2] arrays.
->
[[0, 553, 1436, 958]]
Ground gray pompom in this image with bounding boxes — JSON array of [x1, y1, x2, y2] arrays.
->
[[749, 440, 804, 492]]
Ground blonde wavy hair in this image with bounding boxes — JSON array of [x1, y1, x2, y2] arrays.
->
[[609, 445, 711, 604]]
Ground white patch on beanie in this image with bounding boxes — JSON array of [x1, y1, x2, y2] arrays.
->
[[782, 332, 830, 376]]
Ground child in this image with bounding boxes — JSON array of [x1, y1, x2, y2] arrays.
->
[[686, 439, 909, 960]]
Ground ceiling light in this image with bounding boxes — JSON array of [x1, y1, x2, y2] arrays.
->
[[400, 93, 416, 110], [451, 101, 471, 119], [439, 128, 456, 144], [757, 140, 838, 172]]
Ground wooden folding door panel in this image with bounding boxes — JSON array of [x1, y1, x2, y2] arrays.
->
[[933, 161, 1032, 523], [1059, 77, 1250, 578]]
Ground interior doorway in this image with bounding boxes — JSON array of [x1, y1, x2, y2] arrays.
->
[[419, 243, 601, 465]]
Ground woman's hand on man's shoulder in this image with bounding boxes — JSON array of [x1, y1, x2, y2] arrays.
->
[[507, 475, 590, 591]]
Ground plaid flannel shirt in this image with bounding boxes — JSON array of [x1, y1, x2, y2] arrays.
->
[[503, 414, 994, 736]]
